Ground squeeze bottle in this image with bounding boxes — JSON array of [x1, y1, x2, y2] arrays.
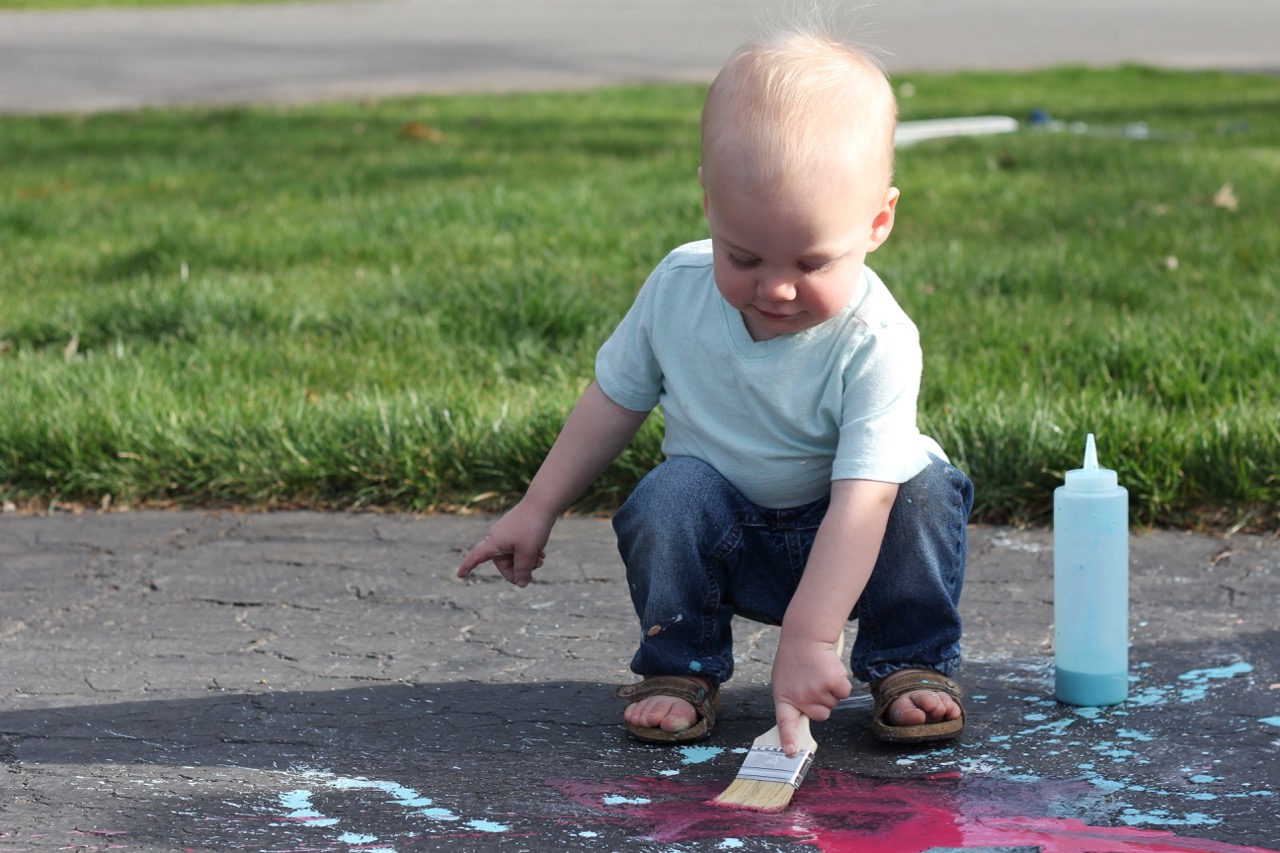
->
[[1053, 433, 1129, 706]]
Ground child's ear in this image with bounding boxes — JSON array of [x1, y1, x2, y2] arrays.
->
[[866, 187, 900, 252]]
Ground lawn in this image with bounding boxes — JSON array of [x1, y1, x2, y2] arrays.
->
[[2, 67, 1277, 529]]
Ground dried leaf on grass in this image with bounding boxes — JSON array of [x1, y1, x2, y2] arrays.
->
[[1213, 182, 1239, 211], [399, 121, 445, 143]]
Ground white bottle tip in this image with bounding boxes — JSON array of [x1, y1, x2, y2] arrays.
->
[[1065, 432, 1118, 491]]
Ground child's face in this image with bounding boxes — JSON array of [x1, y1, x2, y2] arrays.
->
[[701, 159, 898, 342]]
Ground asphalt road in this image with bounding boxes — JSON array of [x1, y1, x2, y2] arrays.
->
[[1, 0, 1278, 114], [1, 513, 1277, 851]]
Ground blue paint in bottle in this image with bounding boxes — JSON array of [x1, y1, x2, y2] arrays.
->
[[1053, 433, 1129, 706]]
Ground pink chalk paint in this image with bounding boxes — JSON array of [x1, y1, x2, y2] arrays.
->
[[546, 771, 1278, 853]]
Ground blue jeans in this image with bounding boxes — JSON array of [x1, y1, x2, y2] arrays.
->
[[612, 455, 973, 686]]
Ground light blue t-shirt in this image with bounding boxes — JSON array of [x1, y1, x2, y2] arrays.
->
[[596, 240, 939, 509]]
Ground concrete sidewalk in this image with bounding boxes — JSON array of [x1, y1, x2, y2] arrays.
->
[[2, 0, 1278, 114], [1, 510, 1276, 851]]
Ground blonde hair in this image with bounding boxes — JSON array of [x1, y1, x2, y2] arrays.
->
[[701, 28, 897, 194]]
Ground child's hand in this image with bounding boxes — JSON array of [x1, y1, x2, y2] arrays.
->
[[771, 634, 852, 756], [456, 504, 552, 588]]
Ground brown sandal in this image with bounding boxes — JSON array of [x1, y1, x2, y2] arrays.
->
[[616, 675, 721, 744], [871, 669, 965, 744]]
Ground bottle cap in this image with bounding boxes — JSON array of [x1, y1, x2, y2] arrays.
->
[[1064, 433, 1119, 491]]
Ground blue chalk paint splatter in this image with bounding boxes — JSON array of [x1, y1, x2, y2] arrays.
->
[[278, 790, 339, 827], [1017, 718, 1075, 739], [1091, 742, 1137, 762], [279, 790, 313, 811], [678, 746, 724, 765], [603, 794, 652, 805], [267, 769, 520, 851], [326, 775, 457, 821], [908, 660, 1271, 835], [1116, 729, 1154, 741], [1119, 808, 1221, 827], [1120, 661, 1253, 707], [1179, 662, 1254, 680], [1126, 686, 1169, 707], [688, 660, 703, 672], [1176, 661, 1253, 702]]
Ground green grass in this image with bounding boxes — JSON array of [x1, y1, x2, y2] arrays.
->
[[2, 67, 1277, 529]]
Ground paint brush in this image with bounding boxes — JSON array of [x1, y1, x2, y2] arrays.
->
[[709, 715, 817, 813], [711, 635, 869, 812]]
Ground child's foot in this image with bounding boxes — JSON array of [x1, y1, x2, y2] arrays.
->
[[616, 675, 720, 743], [623, 679, 706, 732], [871, 669, 965, 743], [883, 685, 962, 728]]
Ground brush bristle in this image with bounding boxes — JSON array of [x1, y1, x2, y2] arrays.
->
[[710, 718, 815, 812], [710, 777, 798, 813]]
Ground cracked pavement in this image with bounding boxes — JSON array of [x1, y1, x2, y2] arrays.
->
[[0, 510, 1276, 851]]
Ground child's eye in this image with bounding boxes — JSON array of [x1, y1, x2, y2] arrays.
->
[[799, 260, 834, 275], [727, 255, 760, 271]]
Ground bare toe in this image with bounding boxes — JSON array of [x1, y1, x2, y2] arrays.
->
[[887, 690, 961, 727], [872, 670, 965, 744], [624, 695, 697, 732], [617, 675, 721, 744]]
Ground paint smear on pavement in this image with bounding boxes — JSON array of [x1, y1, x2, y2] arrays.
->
[[547, 771, 1279, 853], [264, 770, 515, 850], [236, 661, 1270, 851]]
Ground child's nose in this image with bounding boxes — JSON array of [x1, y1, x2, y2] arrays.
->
[[757, 272, 797, 301]]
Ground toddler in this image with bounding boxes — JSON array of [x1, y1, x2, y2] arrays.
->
[[458, 27, 974, 755]]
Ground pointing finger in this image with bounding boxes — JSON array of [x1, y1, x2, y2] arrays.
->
[[456, 538, 503, 578]]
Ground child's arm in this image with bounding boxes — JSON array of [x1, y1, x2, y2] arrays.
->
[[457, 380, 650, 587], [771, 477, 899, 754]]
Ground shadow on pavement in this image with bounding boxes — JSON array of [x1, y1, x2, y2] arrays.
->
[[4, 632, 1276, 852]]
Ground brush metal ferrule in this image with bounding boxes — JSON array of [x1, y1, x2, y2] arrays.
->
[[735, 745, 814, 789]]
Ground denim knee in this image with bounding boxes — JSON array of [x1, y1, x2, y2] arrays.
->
[[850, 456, 974, 683], [613, 457, 742, 683]]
